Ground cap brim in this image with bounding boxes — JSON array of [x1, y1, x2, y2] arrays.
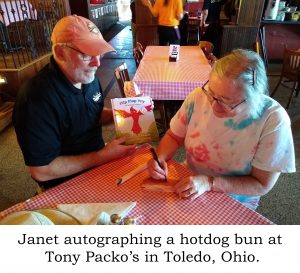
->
[[75, 39, 116, 56]]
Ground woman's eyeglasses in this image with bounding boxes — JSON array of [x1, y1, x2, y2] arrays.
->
[[64, 45, 94, 61], [201, 80, 246, 112]]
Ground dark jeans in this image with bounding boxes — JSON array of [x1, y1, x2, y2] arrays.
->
[[179, 13, 188, 46], [202, 22, 222, 57], [157, 25, 180, 46]]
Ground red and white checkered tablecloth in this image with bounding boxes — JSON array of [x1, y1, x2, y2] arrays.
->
[[0, 146, 273, 225], [133, 46, 211, 100]]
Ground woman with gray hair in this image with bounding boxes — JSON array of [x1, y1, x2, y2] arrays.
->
[[147, 49, 295, 210]]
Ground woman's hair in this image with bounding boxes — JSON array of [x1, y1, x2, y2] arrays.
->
[[211, 49, 268, 118], [164, 0, 170, 6]]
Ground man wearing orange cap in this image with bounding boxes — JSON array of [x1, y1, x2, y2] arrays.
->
[[13, 15, 136, 190]]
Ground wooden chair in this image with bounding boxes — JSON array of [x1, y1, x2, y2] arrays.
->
[[187, 18, 201, 45], [133, 42, 144, 67], [207, 54, 217, 67], [271, 47, 300, 109], [114, 63, 167, 133], [258, 24, 268, 70], [114, 62, 130, 97], [133, 40, 168, 132], [184, 2, 204, 17], [199, 41, 214, 55], [199, 41, 216, 66]]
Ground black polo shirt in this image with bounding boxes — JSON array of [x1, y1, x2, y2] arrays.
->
[[13, 57, 105, 187]]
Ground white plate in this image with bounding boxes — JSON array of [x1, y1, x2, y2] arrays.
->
[[33, 208, 81, 225], [0, 211, 54, 225]]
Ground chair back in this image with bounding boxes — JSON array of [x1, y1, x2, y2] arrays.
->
[[114, 62, 130, 97], [133, 42, 144, 67], [199, 41, 215, 65], [281, 47, 300, 81], [187, 18, 200, 45], [136, 42, 144, 52], [270, 46, 300, 109], [184, 2, 204, 16], [199, 41, 214, 55]]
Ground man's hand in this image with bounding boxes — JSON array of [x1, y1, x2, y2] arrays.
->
[[102, 137, 136, 161], [100, 108, 114, 125]]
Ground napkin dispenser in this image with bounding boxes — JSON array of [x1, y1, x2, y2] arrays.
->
[[169, 44, 180, 62], [169, 53, 179, 62]]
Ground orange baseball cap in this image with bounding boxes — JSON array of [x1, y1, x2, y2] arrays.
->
[[51, 15, 115, 56]]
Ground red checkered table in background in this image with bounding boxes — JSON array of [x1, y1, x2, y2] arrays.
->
[[0, 146, 273, 225], [133, 46, 211, 100]]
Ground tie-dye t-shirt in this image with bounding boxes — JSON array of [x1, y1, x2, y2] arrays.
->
[[170, 87, 295, 210]]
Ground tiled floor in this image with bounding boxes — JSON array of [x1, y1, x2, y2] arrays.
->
[[0, 21, 299, 223], [99, 24, 137, 104]]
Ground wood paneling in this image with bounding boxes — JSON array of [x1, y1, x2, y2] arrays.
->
[[136, 24, 159, 47], [136, 0, 157, 24], [0, 53, 51, 98], [236, 0, 265, 26], [220, 25, 258, 57], [218, 0, 266, 57], [135, 0, 159, 47]]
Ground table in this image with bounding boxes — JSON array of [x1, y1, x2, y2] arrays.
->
[[0, 146, 273, 225], [133, 46, 211, 100]]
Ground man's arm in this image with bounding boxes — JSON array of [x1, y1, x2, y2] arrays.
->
[[100, 107, 114, 124], [201, 0, 210, 27], [29, 137, 136, 182], [201, 8, 209, 27]]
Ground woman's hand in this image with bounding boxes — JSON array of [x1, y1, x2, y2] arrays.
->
[[174, 175, 212, 200], [147, 158, 168, 180]]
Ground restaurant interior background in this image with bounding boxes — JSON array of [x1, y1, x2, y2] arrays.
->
[[0, 0, 299, 224]]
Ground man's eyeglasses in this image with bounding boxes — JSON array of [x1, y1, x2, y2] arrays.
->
[[64, 45, 94, 61], [201, 80, 246, 112]]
